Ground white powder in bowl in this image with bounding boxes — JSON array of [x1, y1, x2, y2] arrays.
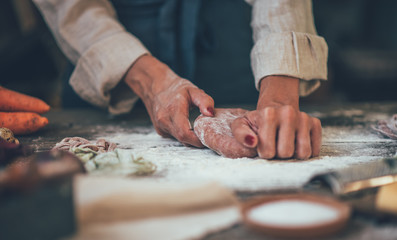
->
[[247, 200, 339, 227]]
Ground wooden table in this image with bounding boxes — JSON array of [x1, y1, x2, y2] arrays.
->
[[18, 102, 397, 240]]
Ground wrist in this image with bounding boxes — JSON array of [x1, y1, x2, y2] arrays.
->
[[257, 75, 300, 110], [124, 54, 169, 101]]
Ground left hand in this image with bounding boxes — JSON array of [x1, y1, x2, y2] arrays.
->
[[230, 76, 322, 159], [124, 55, 215, 147]]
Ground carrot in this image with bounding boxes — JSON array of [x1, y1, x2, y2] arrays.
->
[[0, 112, 49, 135], [0, 86, 50, 114]]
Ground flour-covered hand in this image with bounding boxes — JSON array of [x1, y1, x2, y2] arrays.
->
[[124, 55, 215, 147], [231, 76, 322, 159]]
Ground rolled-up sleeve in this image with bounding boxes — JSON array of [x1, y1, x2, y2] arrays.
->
[[246, 0, 328, 96], [33, 0, 149, 114]]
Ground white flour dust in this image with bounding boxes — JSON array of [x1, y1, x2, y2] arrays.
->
[[95, 125, 386, 191], [322, 126, 393, 143], [247, 200, 339, 226]]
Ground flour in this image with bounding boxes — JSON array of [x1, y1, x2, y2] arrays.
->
[[86, 106, 397, 191], [95, 126, 385, 191], [310, 109, 365, 118], [247, 200, 339, 226], [311, 110, 396, 142], [310, 109, 391, 121], [322, 126, 393, 143]]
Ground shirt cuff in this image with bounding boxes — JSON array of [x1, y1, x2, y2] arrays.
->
[[69, 31, 149, 114], [251, 32, 328, 96]]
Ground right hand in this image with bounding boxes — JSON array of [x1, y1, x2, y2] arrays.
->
[[124, 55, 215, 147], [230, 76, 322, 160]]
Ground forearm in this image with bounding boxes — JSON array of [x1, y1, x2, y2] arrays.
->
[[33, 0, 123, 63], [247, 0, 328, 96], [124, 55, 175, 104], [33, 0, 149, 114], [257, 76, 299, 110], [33, 0, 145, 62]]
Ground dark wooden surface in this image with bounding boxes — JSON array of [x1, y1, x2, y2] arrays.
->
[[17, 102, 397, 240]]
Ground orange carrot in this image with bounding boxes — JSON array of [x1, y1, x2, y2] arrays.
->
[[0, 112, 49, 135], [0, 86, 50, 114]]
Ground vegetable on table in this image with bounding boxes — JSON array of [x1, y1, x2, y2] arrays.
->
[[0, 112, 49, 135], [0, 127, 19, 144], [0, 86, 50, 114]]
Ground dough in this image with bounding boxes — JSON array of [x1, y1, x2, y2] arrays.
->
[[194, 108, 257, 158], [372, 114, 397, 140]]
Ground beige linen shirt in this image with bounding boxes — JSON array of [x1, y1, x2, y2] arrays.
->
[[33, 0, 328, 114]]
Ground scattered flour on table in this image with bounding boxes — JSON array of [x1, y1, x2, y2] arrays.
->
[[322, 126, 393, 143], [311, 109, 394, 143], [94, 127, 388, 191], [310, 109, 365, 118], [310, 108, 390, 122]]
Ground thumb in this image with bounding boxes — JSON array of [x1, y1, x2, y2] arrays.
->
[[188, 87, 215, 117]]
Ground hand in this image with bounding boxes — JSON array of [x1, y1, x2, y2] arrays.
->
[[124, 55, 215, 147], [231, 76, 322, 159]]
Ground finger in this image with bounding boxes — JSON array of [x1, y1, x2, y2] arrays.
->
[[231, 117, 258, 148], [256, 108, 278, 159], [188, 87, 215, 117], [276, 106, 297, 159], [310, 117, 322, 157], [171, 112, 204, 147], [295, 113, 312, 160]]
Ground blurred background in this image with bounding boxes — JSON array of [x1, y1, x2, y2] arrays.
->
[[1, 0, 397, 109]]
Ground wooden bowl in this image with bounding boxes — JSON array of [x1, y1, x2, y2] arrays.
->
[[240, 193, 351, 238]]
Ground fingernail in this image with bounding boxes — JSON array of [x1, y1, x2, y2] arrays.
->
[[207, 107, 215, 116], [245, 135, 255, 146]]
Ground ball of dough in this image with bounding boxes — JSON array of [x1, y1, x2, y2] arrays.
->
[[194, 108, 257, 158]]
